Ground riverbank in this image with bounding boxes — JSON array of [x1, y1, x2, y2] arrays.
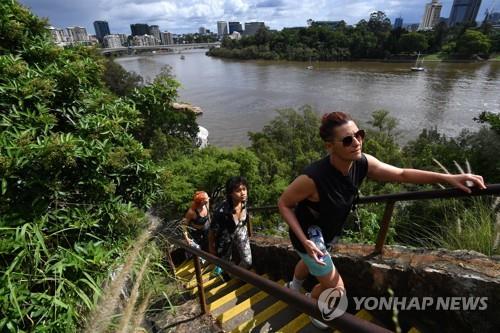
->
[[207, 50, 499, 63]]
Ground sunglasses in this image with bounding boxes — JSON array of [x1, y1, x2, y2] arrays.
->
[[334, 129, 366, 147]]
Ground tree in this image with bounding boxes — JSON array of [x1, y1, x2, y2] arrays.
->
[[249, 106, 324, 179], [455, 29, 491, 57], [102, 59, 143, 96], [129, 67, 199, 150], [399, 32, 429, 53], [157, 146, 261, 217]]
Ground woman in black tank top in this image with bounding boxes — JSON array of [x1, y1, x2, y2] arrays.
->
[[278, 112, 486, 329], [182, 191, 211, 251]]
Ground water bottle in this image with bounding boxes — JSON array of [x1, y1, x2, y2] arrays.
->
[[307, 225, 327, 261]]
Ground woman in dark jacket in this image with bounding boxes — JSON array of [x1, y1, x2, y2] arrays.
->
[[209, 176, 252, 269]]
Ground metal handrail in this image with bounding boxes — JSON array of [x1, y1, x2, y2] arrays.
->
[[168, 237, 392, 332], [248, 184, 500, 253]]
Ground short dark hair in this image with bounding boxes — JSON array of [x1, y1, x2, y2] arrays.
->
[[319, 112, 352, 142], [225, 176, 248, 209]]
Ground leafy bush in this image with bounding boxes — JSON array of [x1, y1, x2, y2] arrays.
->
[[0, 2, 177, 331]]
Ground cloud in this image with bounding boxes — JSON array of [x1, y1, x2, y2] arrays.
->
[[18, 0, 488, 34], [256, 0, 285, 8]]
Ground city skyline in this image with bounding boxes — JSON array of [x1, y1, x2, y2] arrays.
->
[[20, 0, 493, 35]]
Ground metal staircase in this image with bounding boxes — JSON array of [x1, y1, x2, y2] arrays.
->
[[175, 260, 418, 333]]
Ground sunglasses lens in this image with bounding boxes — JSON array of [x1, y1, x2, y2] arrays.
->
[[341, 130, 365, 147], [342, 136, 353, 146]]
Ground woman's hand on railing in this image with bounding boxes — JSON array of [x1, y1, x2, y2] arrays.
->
[[444, 173, 486, 193]]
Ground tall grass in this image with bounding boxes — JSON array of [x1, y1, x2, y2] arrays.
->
[[432, 197, 498, 255]]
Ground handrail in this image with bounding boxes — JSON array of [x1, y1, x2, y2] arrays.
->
[[248, 184, 500, 211], [247, 184, 500, 253], [168, 237, 392, 333]]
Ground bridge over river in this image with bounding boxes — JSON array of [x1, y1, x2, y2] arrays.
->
[[100, 42, 220, 56]]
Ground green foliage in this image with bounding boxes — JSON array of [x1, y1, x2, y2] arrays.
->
[[455, 29, 491, 57], [342, 207, 396, 245], [435, 198, 498, 255], [129, 67, 198, 151], [398, 198, 498, 255], [157, 146, 261, 218], [102, 59, 143, 97], [398, 33, 429, 53], [0, 1, 194, 331], [209, 12, 497, 61], [475, 111, 500, 135], [0, 0, 48, 55], [249, 105, 324, 183]]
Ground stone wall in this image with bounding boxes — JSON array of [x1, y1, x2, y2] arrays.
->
[[250, 235, 499, 333]]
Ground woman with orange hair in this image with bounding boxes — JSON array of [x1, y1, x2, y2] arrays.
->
[[182, 191, 211, 251]]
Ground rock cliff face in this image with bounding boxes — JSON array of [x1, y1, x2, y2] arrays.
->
[[250, 235, 499, 333]]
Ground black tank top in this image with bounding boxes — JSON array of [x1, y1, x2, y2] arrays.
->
[[289, 154, 368, 253], [191, 205, 210, 231]]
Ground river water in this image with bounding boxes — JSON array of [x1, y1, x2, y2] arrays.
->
[[115, 50, 500, 147]]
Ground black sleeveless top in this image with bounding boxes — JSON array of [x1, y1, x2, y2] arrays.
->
[[191, 205, 210, 231], [289, 154, 368, 253]]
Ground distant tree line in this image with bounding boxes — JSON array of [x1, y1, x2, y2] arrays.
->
[[208, 11, 500, 61]]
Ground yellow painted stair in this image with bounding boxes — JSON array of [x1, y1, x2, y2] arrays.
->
[[176, 260, 421, 333]]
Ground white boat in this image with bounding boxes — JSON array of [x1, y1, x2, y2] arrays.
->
[[411, 52, 424, 71], [306, 65, 313, 70]]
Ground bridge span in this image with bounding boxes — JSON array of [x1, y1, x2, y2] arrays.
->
[[100, 42, 220, 55]]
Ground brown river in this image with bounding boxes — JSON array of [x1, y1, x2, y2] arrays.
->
[[116, 50, 500, 147]]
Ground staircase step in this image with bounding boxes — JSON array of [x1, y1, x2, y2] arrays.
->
[[276, 313, 310, 332], [206, 278, 241, 298], [189, 275, 225, 295], [231, 298, 288, 333], [184, 269, 214, 289], [208, 281, 258, 312], [217, 280, 285, 327]]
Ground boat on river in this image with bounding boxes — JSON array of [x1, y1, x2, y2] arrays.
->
[[411, 52, 425, 71]]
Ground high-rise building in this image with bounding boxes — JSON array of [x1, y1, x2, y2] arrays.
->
[[448, 0, 482, 26], [93, 21, 110, 43], [217, 21, 228, 37], [47, 26, 66, 45], [199, 27, 206, 35], [132, 34, 157, 46], [228, 21, 243, 34], [394, 17, 404, 29], [130, 23, 149, 36], [118, 34, 128, 46], [160, 31, 173, 45], [487, 11, 500, 25], [418, 0, 443, 30], [66, 26, 88, 43], [103, 34, 122, 48], [244, 22, 265, 35], [149, 25, 161, 41]]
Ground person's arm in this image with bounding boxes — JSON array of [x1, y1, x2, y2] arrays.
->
[[182, 209, 195, 244], [365, 153, 486, 192], [278, 175, 326, 265]]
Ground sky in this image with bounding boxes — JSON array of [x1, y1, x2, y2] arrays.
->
[[19, 0, 493, 35]]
